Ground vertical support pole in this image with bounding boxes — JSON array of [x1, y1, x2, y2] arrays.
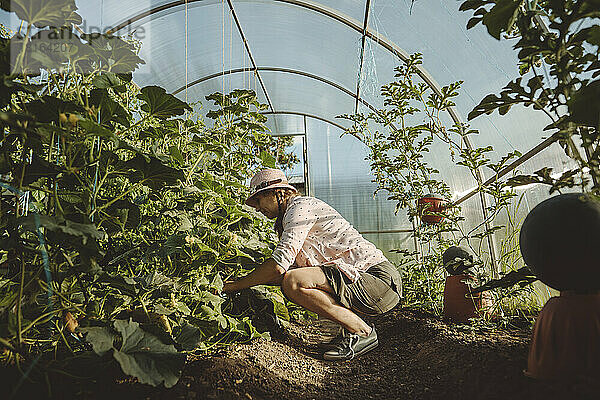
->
[[411, 219, 421, 266], [303, 115, 310, 196], [461, 135, 499, 278], [583, 139, 599, 188]]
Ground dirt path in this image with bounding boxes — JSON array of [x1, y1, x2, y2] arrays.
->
[[102, 307, 597, 400]]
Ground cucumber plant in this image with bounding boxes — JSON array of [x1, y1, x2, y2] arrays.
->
[[0, 0, 296, 390]]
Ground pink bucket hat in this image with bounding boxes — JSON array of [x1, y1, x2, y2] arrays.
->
[[245, 168, 298, 207]]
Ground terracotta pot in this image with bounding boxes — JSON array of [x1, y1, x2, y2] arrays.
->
[[417, 194, 446, 224], [525, 291, 600, 380], [443, 274, 490, 323]]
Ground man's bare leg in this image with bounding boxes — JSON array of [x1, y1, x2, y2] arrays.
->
[[280, 267, 371, 336]]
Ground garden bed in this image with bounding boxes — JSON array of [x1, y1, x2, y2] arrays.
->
[[31, 307, 593, 400]]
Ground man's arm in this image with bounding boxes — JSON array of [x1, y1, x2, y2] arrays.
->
[[222, 258, 286, 293]]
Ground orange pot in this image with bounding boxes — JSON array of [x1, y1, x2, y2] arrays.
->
[[525, 291, 600, 380], [417, 195, 446, 224], [443, 274, 489, 323]]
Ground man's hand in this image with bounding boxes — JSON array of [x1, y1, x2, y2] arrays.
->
[[222, 280, 238, 293], [219, 259, 285, 294]]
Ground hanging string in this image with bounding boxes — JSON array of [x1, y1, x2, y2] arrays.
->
[[222, 0, 225, 106], [1, 181, 52, 394], [183, 0, 189, 154], [229, 8, 233, 94], [91, 110, 101, 222], [184, 0, 189, 109], [0, 182, 53, 323]]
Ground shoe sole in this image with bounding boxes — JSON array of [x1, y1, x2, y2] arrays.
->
[[322, 339, 379, 361]]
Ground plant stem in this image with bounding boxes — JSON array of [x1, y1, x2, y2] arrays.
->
[[17, 258, 25, 346]]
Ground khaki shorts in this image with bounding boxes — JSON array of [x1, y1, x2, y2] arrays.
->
[[321, 261, 402, 316]]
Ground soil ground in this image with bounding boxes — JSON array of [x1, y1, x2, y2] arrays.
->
[[86, 307, 598, 400], [4, 307, 599, 399]]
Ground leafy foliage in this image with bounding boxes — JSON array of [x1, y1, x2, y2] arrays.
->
[[82, 319, 186, 388], [339, 51, 555, 322], [0, 12, 297, 390], [0, 0, 82, 28], [340, 53, 526, 313], [456, 0, 600, 294], [461, 0, 600, 195]]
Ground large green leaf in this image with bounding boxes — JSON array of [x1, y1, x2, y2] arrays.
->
[[259, 150, 276, 168], [0, 0, 82, 28], [11, 28, 76, 73], [100, 199, 141, 233], [112, 319, 185, 388], [567, 80, 600, 127], [24, 96, 85, 123], [123, 154, 185, 190], [482, 0, 524, 40], [18, 214, 106, 248], [88, 88, 131, 128], [137, 86, 192, 119], [81, 34, 144, 74], [92, 72, 129, 92], [174, 322, 203, 351], [78, 119, 118, 142], [97, 274, 138, 297], [163, 210, 193, 232], [80, 326, 115, 356], [137, 272, 176, 292], [17, 154, 65, 184], [168, 145, 185, 166], [471, 266, 537, 294]]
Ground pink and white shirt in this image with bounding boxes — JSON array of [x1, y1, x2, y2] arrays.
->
[[271, 196, 388, 282]]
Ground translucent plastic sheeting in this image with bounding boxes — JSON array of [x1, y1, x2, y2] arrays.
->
[[368, 0, 552, 163], [2, 0, 131, 31], [0, 8, 21, 32], [362, 232, 415, 265], [490, 142, 582, 241], [281, 135, 306, 178], [302, 0, 369, 22], [80, 0, 368, 30], [305, 118, 413, 232], [258, 70, 355, 129], [355, 92, 480, 204], [125, 4, 252, 97], [264, 113, 305, 136], [234, 1, 362, 95], [361, 36, 564, 188], [446, 141, 580, 274], [75, 0, 190, 31], [175, 72, 270, 116]]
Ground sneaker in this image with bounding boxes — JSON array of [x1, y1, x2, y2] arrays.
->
[[322, 325, 378, 361], [319, 329, 346, 351]]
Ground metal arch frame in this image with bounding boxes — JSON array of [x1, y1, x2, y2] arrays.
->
[[224, 0, 274, 114], [355, 0, 372, 115], [106, 0, 462, 125], [263, 110, 346, 132], [108, 0, 499, 273], [173, 66, 380, 114]]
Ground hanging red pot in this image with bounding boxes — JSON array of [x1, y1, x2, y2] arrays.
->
[[443, 274, 490, 323], [417, 194, 446, 224], [525, 291, 600, 380]]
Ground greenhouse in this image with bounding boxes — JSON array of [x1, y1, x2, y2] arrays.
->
[[0, 0, 599, 398]]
